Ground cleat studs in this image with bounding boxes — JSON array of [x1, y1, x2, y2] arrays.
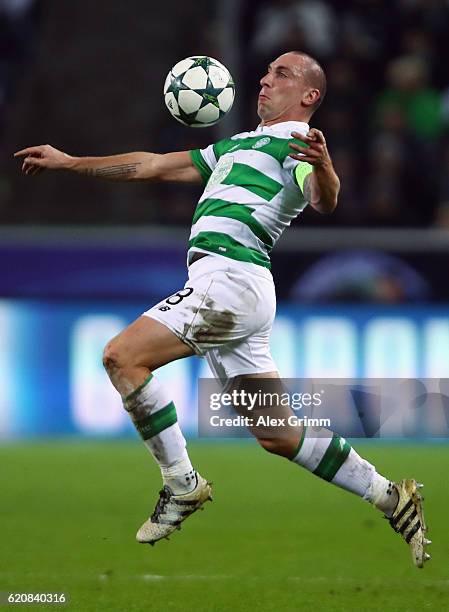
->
[[424, 539, 432, 545], [208, 495, 213, 501], [417, 483, 424, 489], [424, 553, 431, 561]]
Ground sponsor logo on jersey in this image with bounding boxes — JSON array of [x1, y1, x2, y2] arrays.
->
[[252, 137, 271, 149]]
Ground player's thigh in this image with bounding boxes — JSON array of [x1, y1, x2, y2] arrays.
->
[[104, 315, 194, 372]]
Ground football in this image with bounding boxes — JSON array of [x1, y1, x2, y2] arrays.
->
[[163, 56, 235, 127]]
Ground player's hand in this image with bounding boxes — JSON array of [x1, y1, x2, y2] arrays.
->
[[288, 129, 332, 168], [13, 144, 73, 176]]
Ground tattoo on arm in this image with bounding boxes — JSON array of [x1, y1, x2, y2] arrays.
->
[[84, 163, 142, 179]]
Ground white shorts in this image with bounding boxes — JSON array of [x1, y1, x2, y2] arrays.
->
[[144, 253, 277, 379]]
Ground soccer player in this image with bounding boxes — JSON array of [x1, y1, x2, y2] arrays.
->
[[14, 51, 430, 567]]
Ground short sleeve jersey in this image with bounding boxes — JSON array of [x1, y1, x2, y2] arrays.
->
[[189, 120, 313, 270]]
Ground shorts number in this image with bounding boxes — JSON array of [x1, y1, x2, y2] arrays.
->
[[158, 287, 194, 311], [165, 287, 194, 306]]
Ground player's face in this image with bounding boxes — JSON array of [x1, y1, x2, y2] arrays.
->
[[258, 53, 311, 125]]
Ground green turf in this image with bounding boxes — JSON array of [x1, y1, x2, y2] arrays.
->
[[1, 440, 448, 612]]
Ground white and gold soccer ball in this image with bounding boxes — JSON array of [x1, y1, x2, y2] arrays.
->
[[163, 56, 235, 127]]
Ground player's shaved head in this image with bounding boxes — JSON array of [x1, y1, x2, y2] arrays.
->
[[258, 51, 327, 124], [289, 51, 327, 112]]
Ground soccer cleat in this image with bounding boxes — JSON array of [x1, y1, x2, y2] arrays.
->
[[136, 473, 212, 545], [388, 479, 430, 568]]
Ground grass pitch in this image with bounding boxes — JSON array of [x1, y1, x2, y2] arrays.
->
[[1, 440, 448, 611]]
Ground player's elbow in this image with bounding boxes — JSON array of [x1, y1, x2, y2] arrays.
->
[[322, 196, 338, 214], [129, 152, 161, 181], [312, 196, 338, 214], [144, 153, 164, 181]]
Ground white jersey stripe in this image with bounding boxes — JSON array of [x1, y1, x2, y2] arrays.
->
[[199, 185, 282, 208], [227, 149, 285, 184]]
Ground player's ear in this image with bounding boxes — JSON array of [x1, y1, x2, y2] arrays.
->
[[302, 88, 320, 108]]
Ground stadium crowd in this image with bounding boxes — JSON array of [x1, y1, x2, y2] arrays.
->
[[240, 0, 449, 228], [0, 0, 41, 205], [1, 0, 449, 229]]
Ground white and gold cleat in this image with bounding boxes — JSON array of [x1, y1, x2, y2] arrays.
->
[[136, 473, 212, 545], [388, 479, 430, 568]]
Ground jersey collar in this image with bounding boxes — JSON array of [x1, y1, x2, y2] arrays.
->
[[255, 120, 310, 139]]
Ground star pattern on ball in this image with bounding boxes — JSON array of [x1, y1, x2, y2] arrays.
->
[[191, 56, 212, 71], [166, 74, 191, 97], [164, 56, 235, 126], [197, 81, 228, 109]]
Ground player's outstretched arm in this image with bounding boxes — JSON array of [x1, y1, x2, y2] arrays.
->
[[13, 145, 202, 184], [288, 128, 340, 214]]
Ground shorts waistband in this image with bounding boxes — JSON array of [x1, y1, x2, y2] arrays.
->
[[187, 249, 273, 282], [188, 251, 210, 267]]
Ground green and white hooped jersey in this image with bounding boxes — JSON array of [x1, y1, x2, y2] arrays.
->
[[189, 121, 313, 270]]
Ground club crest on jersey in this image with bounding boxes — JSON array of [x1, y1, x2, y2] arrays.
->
[[252, 137, 271, 149], [205, 156, 234, 192]]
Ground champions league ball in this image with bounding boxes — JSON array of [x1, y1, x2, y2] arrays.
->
[[163, 56, 235, 127]]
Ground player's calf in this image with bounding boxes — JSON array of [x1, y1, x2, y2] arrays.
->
[[288, 425, 430, 567], [102, 316, 206, 543], [256, 436, 301, 458]]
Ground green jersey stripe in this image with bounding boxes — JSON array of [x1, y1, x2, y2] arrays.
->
[[190, 122, 311, 269], [232, 149, 284, 184], [313, 434, 351, 482], [134, 402, 178, 441], [192, 198, 274, 249], [190, 215, 269, 252], [222, 163, 283, 201], [190, 149, 213, 183], [189, 231, 271, 269]]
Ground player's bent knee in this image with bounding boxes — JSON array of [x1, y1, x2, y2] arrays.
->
[[102, 339, 126, 375]]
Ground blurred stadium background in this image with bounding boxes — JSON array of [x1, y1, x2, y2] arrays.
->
[[1, 1, 449, 611]]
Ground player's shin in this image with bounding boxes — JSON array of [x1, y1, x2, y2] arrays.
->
[[124, 373, 197, 494], [291, 426, 398, 516]]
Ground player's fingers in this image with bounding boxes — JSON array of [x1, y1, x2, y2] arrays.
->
[[289, 142, 320, 157], [304, 141, 325, 155], [23, 160, 41, 174], [14, 149, 31, 158], [25, 155, 45, 166], [288, 153, 317, 163], [291, 131, 312, 142], [307, 128, 326, 144], [14, 146, 44, 158]]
